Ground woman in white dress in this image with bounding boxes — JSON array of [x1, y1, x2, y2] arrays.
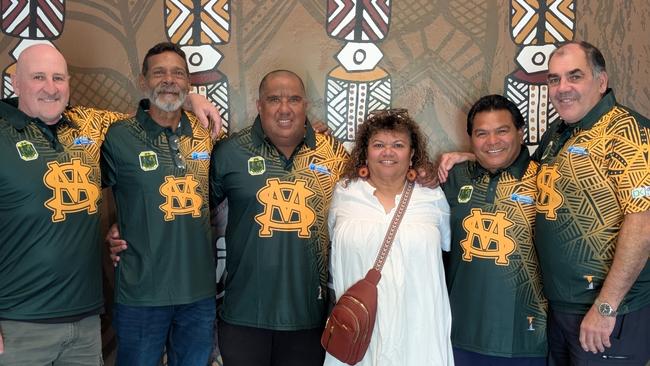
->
[[325, 109, 454, 366]]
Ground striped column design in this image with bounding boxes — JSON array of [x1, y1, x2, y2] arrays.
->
[[165, 0, 231, 133], [505, 0, 576, 146], [325, 0, 392, 143]]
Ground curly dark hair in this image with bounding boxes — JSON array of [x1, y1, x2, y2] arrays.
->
[[342, 109, 433, 180]]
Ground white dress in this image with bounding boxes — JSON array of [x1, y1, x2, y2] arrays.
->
[[324, 179, 454, 366]]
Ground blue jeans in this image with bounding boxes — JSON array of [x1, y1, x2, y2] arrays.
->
[[113, 297, 216, 366]]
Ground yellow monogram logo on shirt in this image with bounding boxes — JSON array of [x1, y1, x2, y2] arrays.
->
[[460, 209, 516, 266], [43, 158, 100, 222], [536, 165, 563, 220], [159, 175, 203, 221], [255, 178, 316, 238]]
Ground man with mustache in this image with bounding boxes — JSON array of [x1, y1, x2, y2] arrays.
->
[[439, 41, 650, 365], [100, 42, 218, 365], [534, 41, 650, 365], [0, 43, 220, 365]]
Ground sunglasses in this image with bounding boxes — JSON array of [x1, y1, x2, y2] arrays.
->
[[168, 134, 186, 169]]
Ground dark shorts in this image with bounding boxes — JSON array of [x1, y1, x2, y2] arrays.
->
[[453, 347, 546, 366], [218, 319, 325, 366], [548, 304, 650, 366]]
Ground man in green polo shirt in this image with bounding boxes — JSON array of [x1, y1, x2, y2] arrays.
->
[[0, 44, 126, 366], [439, 41, 650, 365], [101, 42, 218, 366], [210, 70, 349, 365], [535, 41, 650, 365], [0, 43, 220, 365], [442, 94, 547, 365]]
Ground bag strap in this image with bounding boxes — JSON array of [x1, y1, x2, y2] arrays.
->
[[372, 180, 415, 273]]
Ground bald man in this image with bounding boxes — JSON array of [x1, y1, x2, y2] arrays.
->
[[209, 70, 349, 366], [0, 44, 220, 365]]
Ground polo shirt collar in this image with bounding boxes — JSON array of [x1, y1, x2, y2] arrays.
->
[[251, 114, 316, 150], [0, 97, 76, 130], [470, 145, 530, 181], [136, 99, 192, 140]]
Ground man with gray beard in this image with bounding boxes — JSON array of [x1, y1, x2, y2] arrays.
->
[[100, 42, 218, 366]]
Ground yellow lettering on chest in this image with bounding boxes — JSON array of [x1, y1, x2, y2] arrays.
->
[[43, 158, 100, 222], [159, 175, 203, 221], [460, 208, 516, 266], [536, 165, 563, 220], [255, 178, 316, 238]]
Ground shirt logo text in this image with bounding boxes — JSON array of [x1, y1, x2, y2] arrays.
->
[[43, 158, 100, 222], [255, 178, 316, 238], [536, 165, 563, 220], [159, 175, 203, 221], [460, 208, 516, 266]]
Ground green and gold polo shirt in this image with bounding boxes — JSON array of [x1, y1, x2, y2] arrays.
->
[[442, 148, 547, 357], [533, 90, 650, 314], [102, 100, 216, 306], [0, 99, 125, 320], [210, 116, 348, 331]]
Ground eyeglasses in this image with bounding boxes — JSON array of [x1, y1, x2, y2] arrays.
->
[[168, 134, 186, 169]]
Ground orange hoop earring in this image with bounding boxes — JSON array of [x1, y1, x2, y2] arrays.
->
[[358, 165, 369, 178], [406, 168, 417, 182]]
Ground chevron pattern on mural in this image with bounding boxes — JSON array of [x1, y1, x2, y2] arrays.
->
[[1, 0, 64, 39], [326, 0, 390, 41], [165, 0, 230, 45], [511, 0, 575, 45]]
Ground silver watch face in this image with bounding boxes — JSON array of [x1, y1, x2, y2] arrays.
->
[[598, 302, 614, 316]]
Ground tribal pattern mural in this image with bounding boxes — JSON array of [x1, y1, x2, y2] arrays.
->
[[165, 0, 231, 132], [1, 0, 65, 38], [325, 0, 392, 144], [1, 2, 649, 366], [1, 0, 64, 98], [505, 0, 576, 146]]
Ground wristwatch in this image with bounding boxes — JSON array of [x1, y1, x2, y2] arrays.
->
[[595, 298, 618, 317]]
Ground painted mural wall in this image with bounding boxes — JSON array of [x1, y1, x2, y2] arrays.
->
[[2, 0, 649, 156], [2, 1, 649, 364]]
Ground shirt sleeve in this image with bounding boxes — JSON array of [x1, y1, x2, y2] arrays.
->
[[327, 184, 345, 301], [65, 106, 129, 144], [100, 128, 119, 188], [209, 141, 227, 206], [431, 186, 452, 252], [609, 118, 650, 215]]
